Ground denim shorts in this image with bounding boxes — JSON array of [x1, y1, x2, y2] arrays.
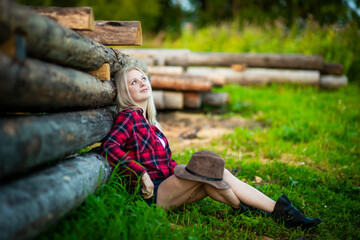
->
[[143, 178, 166, 206]]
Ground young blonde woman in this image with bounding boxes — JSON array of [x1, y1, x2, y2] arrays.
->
[[100, 67, 322, 229]]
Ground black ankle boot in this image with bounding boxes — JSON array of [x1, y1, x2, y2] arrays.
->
[[272, 195, 322, 229], [233, 203, 272, 217]]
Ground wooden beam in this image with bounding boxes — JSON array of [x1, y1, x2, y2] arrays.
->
[[78, 21, 142, 46], [0, 108, 116, 179], [0, 152, 112, 240], [32, 6, 95, 30], [87, 63, 111, 81], [0, 0, 146, 73], [150, 73, 212, 91], [0, 53, 116, 112]]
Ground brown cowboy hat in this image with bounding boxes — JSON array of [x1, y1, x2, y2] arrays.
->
[[174, 150, 230, 189]]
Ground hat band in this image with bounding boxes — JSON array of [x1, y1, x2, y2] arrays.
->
[[185, 167, 223, 182]]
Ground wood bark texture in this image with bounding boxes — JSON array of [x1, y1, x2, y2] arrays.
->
[[0, 152, 112, 240], [78, 21, 142, 46], [32, 6, 94, 30], [0, 0, 146, 73], [0, 53, 115, 112], [150, 73, 212, 91], [0, 108, 116, 179]]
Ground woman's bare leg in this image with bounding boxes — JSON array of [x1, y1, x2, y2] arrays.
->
[[223, 169, 276, 212], [157, 175, 240, 210]]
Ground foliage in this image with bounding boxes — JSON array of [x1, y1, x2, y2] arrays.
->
[[40, 83, 360, 240], [188, 0, 360, 27], [163, 19, 360, 82]]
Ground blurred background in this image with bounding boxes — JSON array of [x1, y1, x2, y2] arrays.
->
[[15, 0, 360, 82]]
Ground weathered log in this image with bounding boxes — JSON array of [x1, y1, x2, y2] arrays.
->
[[320, 75, 348, 89], [0, 34, 26, 61], [32, 6, 94, 30], [78, 21, 142, 46], [0, 152, 112, 240], [152, 90, 165, 109], [201, 92, 229, 107], [168, 52, 324, 70], [0, 108, 116, 179], [0, 0, 146, 73], [87, 63, 111, 81], [321, 62, 343, 75], [148, 66, 184, 75], [120, 48, 324, 70], [187, 67, 320, 85], [184, 92, 202, 109], [163, 91, 184, 109], [151, 73, 212, 91], [0, 53, 115, 112]]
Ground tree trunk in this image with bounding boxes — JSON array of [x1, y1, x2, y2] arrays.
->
[[32, 6, 94, 30], [0, 0, 146, 73], [150, 73, 212, 91], [0, 152, 112, 240], [0, 53, 115, 112], [320, 75, 348, 89], [78, 21, 142, 46], [187, 67, 320, 85], [152, 90, 165, 109], [0, 108, 116, 179]]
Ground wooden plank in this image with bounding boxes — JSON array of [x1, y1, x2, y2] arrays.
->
[[87, 63, 111, 81], [78, 21, 142, 46], [0, 53, 116, 112], [0, 152, 112, 240], [0, 0, 146, 73], [320, 75, 348, 88], [150, 73, 212, 91], [32, 6, 94, 30], [0, 108, 116, 179]]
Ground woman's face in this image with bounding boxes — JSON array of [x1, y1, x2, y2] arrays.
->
[[127, 69, 152, 104]]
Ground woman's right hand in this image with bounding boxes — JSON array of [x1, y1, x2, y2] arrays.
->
[[141, 172, 154, 199]]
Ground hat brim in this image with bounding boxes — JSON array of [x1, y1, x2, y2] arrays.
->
[[174, 164, 230, 190]]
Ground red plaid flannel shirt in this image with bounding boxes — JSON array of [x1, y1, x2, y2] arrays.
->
[[100, 108, 177, 189]]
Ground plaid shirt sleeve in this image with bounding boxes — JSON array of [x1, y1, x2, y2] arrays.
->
[[101, 111, 146, 177]]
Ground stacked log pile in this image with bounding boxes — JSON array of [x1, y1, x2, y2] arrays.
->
[[0, 1, 145, 239], [121, 48, 348, 89]]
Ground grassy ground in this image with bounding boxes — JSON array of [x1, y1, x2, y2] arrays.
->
[[40, 83, 360, 240]]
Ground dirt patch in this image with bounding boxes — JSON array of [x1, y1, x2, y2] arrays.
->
[[158, 111, 251, 152]]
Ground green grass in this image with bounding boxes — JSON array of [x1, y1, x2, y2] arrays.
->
[[40, 83, 360, 240]]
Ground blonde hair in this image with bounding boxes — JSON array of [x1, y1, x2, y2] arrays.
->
[[114, 66, 160, 128]]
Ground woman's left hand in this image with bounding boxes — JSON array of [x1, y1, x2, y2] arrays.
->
[[141, 172, 154, 199]]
